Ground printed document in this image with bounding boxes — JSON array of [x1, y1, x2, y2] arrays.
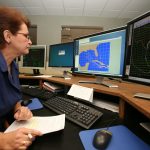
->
[[67, 84, 93, 103], [33, 75, 53, 78], [5, 114, 65, 134]]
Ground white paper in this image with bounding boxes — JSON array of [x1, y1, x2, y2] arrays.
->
[[140, 122, 150, 133], [64, 77, 71, 80], [5, 114, 65, 134], [33, 75, 53, 78], [93, 98, 119, 113], [67, 84, 93, 103]]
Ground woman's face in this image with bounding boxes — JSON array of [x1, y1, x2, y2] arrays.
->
[[10, 23, 32, 56]]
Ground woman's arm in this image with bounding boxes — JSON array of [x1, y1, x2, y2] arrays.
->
[[14, 102, 33, 121]]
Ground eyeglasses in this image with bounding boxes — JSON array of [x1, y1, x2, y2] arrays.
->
[[17, 32, 30, 40]]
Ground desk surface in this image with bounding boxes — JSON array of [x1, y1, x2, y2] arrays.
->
[[27, 104, 150, 150], [26, 99, 120, 150], [20, 76, 150, 150], [19, 75, 150, 119]]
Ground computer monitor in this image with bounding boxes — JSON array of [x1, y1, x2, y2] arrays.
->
[[20, 45, 46, 75], [73, 26, 127, 85], [48, 42, 74, 67], [126, 11, 150, 85]]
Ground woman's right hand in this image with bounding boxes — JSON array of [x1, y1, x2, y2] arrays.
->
[[1, 128, 42, 150]]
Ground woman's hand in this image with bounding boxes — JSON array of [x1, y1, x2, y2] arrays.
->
[[14, 106, 33, 121], [1, 128, 42, 150]]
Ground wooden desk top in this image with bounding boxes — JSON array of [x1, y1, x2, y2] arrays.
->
[[19, 74, 150, 118]]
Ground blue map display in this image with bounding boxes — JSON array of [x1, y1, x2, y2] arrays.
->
[[79, 42, 110, 71]]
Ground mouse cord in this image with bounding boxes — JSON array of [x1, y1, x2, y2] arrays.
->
[[106, 116, 119, 130]]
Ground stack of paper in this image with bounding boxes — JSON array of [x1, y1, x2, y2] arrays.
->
[[93, 98, 119, 113], [140, 122, 150, 133], [42, 82, 63, 93], [33, 75, 53, 78]]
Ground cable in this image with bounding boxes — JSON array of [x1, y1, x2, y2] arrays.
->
[[106, 116, 119, 130]]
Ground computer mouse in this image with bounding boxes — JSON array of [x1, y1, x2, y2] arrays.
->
[[93, 129, 112, 150], [21, 99, 32, 106]]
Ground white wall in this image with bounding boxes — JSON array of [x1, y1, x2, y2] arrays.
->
[[28, 15, 129, 45], [19, 15, 130, 75]]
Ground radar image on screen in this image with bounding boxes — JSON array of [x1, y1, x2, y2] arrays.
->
[[23, 49, 45, 67], [128, 15, 150, 82]]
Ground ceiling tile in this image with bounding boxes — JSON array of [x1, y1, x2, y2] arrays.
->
[[0, 0, 149, 19], [100, 10, 121, 18], [64, 0, 85, 8], [0, 0, 23, 7], [85, 0, 107, 9], [20, 0, 43, 7], [26, 7, 47, 15], [65, 8, 83, 16], [42, 0, 63, 8], [125, 0, 150, 11], [46, 7, 65, 15], [84, 9, 102, 17], [104, 0, 130, 10], [119, 11, 142, 19]]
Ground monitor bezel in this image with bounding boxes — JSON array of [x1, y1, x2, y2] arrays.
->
[[48, 42, 74, 68], [72, 26, 127, 79], [20, 45, 47, 69], [126, 11, 150, 85]]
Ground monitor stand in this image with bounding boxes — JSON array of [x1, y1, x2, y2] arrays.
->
[[24, 69, 41, 76], [51, 70, 71, 79], [78, 76, 118, 88], [33, 69, 40, 75]]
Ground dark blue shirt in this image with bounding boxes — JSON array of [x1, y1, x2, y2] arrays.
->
[[0, 52, 22, 131]]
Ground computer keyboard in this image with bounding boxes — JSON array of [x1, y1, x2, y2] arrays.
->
[[21, 86, 55, 100], [43, 96, 103, 129]]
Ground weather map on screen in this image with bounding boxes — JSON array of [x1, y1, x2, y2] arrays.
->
[[75, 32, 124, 77], [79, 42, 110, 72]]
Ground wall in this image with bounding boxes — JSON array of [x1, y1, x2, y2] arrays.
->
[[19, 15, 130, 75]]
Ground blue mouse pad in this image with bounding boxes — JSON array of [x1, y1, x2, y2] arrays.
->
[[79, 125, 150, 150], [27, 98, 43, 110]]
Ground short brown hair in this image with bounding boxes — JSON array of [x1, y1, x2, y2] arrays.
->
[[0, 7, 31, 49]]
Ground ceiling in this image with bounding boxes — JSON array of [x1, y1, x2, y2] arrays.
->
[[0, 0, 149, 19]]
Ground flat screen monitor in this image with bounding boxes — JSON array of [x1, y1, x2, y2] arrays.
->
[[126, 11, 150, 84], [73, 26, 127, 84], [20, 45, 46, 75], [48, 42, 74, 67]]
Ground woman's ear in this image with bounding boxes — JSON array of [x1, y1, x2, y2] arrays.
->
[[3, 30, 11, 44]]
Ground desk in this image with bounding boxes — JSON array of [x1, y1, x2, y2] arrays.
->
[[19, 75, 150, 120], [23, 95, 120, 150], [20, 75, 150, 150]]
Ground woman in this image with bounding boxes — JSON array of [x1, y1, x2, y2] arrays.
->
[[0, 7, 42, 149]]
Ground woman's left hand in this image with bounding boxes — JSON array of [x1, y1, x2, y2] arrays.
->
[[14, 106, 33, 121]]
